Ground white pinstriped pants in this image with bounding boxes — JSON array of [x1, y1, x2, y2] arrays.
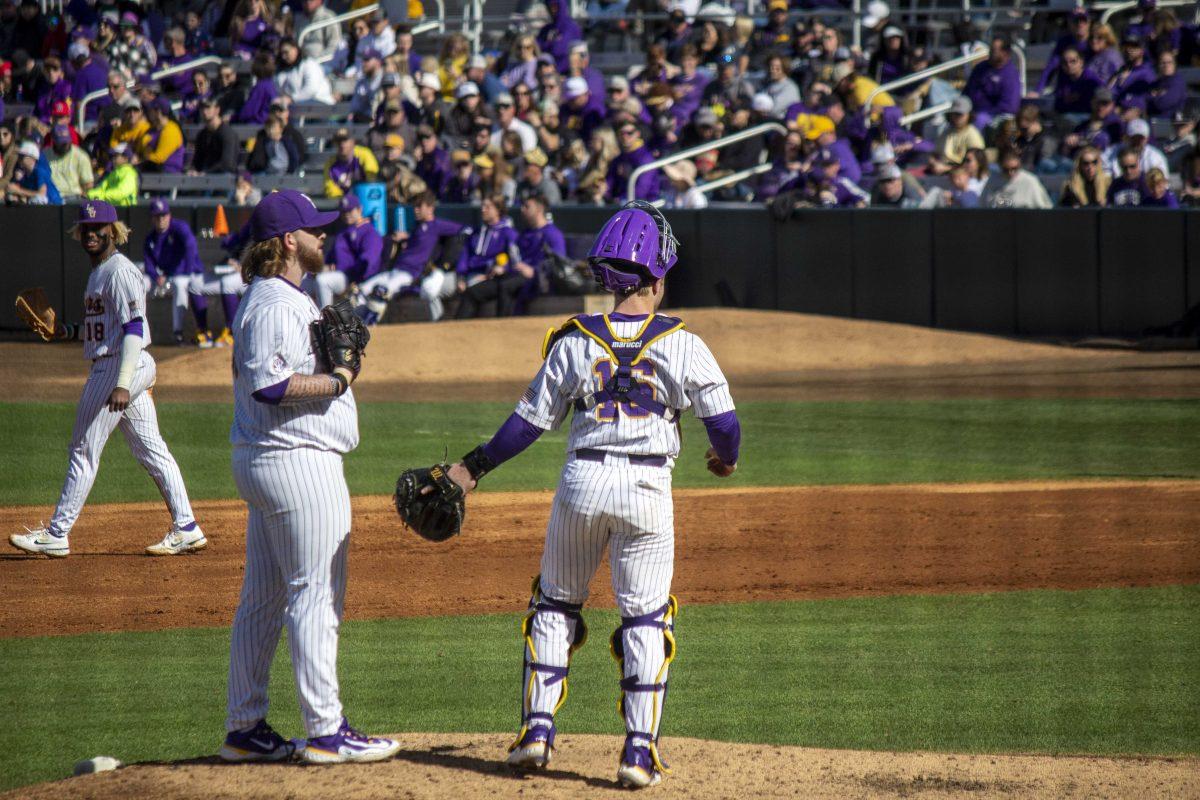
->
[[50, 352, 195, 536], [530, 455, 676, 740], [227, 446, 351, 738]]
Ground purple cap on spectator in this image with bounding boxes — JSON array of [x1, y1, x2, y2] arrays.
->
[[250, 189, 339, 243], [339, 194, 361, 212], [563, 76, 589, 100], [1126, 118, 1150, 138], [52, 125, 71, 143], [1119, 94, 1146, 111], [1069, 7, 1088, 19], [817, 148, 838, 165], [79, 200, 118, 224], [150, 198, 170, 215], [360, 46, 382, 61], [120, 10, 139, 27], [1121, 30, 1143, 46], [72, 25, 95, 41], [238, 170, 253, 183]]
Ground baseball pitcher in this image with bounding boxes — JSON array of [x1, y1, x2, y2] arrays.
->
[[396, 201, 741, 788]]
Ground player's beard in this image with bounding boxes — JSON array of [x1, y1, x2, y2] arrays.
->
[[297, 238, 325, 275]]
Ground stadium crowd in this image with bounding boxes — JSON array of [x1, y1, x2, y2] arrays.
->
[[0, 0, 1197, 212]]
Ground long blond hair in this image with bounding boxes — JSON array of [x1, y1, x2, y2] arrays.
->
[[240, 237, 287, 284], [68, 221, 131, 246]]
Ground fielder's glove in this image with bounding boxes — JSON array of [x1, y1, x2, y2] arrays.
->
[[394, 464, 465, 542], [312, 299, 370, 386], [15, 287, 59, 341]]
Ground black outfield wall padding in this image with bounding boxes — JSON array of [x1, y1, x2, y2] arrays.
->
[[1097, 210, 1187, 335], [1014, 209, 1100, 336], [852, 210, 933, 327], [933, 210, 1016, 334], [775, 209, 854, 317]]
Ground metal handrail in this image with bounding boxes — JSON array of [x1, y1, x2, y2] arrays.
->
[[1012, 43, 1027, 97], [297, 3, 378, 47], [78, 55, 223, 131], [696, 163, 774, 197], [864, 45, 987, 111], [1099, 0, 1196, 26], [900, 100, 952, 128], [626, 122, 786, 204]]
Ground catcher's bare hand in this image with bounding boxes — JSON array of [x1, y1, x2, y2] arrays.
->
[[446, 463, 477, 494], [107, 388, 130, 413], [705, 447, 736, 478]]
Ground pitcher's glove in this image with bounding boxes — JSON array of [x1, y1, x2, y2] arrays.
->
[[312, 299, 370, 387], [394, 464, 465, 542]]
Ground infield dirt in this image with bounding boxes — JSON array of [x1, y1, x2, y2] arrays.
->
[[5, 310, 1200, 798]]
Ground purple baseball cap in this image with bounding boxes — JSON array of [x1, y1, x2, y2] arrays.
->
[[250, 189, 339, 243], [78, 200, 118, 225], [339, 194, 361, 212], [360, 46, 382, 61], [149, 198, 170, 215]]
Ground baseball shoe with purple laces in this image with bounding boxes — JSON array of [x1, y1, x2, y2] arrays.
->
[[301, 718, 401, 764], [617, 738, 664, 789], [219, 719, 297, 762], [506, 724, 555, 770]]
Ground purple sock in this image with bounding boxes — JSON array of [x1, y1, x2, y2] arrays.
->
[[221, 293, 239, 328], [191, 294, 209, 332], [179, 521, 197, 532]]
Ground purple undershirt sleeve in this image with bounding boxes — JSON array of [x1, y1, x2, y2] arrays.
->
[[252, 376, 291, 405], [122, 317, 144, 337], [701, 410, 741, 465], [481, 412, 545, 465]]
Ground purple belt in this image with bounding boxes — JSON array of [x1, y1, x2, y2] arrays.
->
[[574, 448, 667, 468]]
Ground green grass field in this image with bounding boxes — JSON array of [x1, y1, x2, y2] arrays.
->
[[1, 399, 1198, 506], [0, 587, 1197, 792], [2, 396, 1197, 792]]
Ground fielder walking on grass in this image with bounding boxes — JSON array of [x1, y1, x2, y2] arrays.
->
[[218, 189, 398, 765], [10, 200, 206, 558], [427, 201, 741, 788]]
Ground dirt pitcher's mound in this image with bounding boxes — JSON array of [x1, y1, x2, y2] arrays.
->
[[9, 733, 1198, 800]]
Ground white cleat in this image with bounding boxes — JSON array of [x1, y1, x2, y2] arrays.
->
[[300, 719, 401, 764], [9, 524, 69, 558], [617, 762, 663, 789], [506, 740, 553, 770], [146, 525, 208, 556]]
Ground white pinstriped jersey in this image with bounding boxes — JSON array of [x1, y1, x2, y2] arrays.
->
[[516, 316, 735, 458], [230, 276, 359, 453], [83, 252, 151, 359]]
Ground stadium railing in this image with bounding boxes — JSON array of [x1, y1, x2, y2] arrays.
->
[[626, 121, 786, 204], [77, 55, 224, 132], [865, 45, 988, 114], [1099, 0, 1199, 26], [140, 172, 235, 201]]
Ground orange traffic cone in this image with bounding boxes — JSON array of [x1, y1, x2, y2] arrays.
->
[[213, 204, 230, 237]]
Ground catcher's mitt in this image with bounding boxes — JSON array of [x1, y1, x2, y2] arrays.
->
[[312, 299, 370, 377], [15, 287, 58, 341], [394, 465, 465, 542]]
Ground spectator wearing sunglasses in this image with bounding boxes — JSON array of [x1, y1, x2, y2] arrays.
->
[[1059, 146, 1110, 207], [1107, 147, 1149, 206]]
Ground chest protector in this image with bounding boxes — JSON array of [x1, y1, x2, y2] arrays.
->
[[542, 313, 685, 422]]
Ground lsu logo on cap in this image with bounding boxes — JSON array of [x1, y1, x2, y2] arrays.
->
[[85, 203, 97, 218]]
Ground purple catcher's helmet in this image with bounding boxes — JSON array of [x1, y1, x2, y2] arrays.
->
[[587, 201, 680, 293]]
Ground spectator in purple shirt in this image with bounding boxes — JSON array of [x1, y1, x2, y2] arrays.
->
[[235, 51, 278, 125], [1052, 47, 1103, 115], [313, 193, 384, 308], [868, 26, 910, 90], [670, 45, 711, 133], [33, 57, 72, 123], [180, 69, 212, 124], [501, 34, 541, 92], [1107, 147, 1148, 206], [1109, 33, 1156, 107], [441, 150, 480, 203], [1063, 86, 1122, 158], [535, 0, 581, 74], [157, 28, 194, 95], [455, 193, 522, 318], [560, 76, 605, 141], [1086, 23, 1123, 84], [230, 0, 272, 60], [515, 193, 566, 280], [1148, 50, 1185, 118], [567, 41, 606, 103], [68, 41, 108, 121], [414, 125, 452, 195], [1035, 8, 1092, 95], [963, 36, 1022, 130], [606, 121, 660, 203]]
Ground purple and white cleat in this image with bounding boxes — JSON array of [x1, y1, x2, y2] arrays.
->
[[301, 718, 401, 764], [617, 738, 664, 789], [506, 724, 555, 770], [218, 719, 297, 762]]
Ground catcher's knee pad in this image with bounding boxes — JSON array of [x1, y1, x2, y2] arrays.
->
[[510, 576, 588, 751], [610, 595, 678, 773]]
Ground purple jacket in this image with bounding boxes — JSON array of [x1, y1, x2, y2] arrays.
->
[[1148, 73, 1186, 118], [236, 79, 278, 125], [1109, 60, 1156, 106], [1142, 191, 1179, 208], [457, 218, 519, 278], [964, 58, 1021, 118], [517, 222, 566, 271], [144, 218, 202, 278], [1071, 113, 1122, 154], [35, 79, 71, 122], [1107, 175, 1147, 207], [579, 66, 606, 103], [606, 145, 660, 202], [159, 53, 194, 95], [669, 71, 711, 130], [1086, 48, 1123, 84], [1054, 69, 1103, 114], [180, 88, 212, 123], [332, 220, 384, 283], [824, 137, 862, 185], [561, 95, 606, 140], [416, 147, 453, 196], [234, 16, 270, 58], [536, 4, 582, 73], [70, 59, 108, 120], [1036, 34, 1089, 94], [393, 217, 464, 277]]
